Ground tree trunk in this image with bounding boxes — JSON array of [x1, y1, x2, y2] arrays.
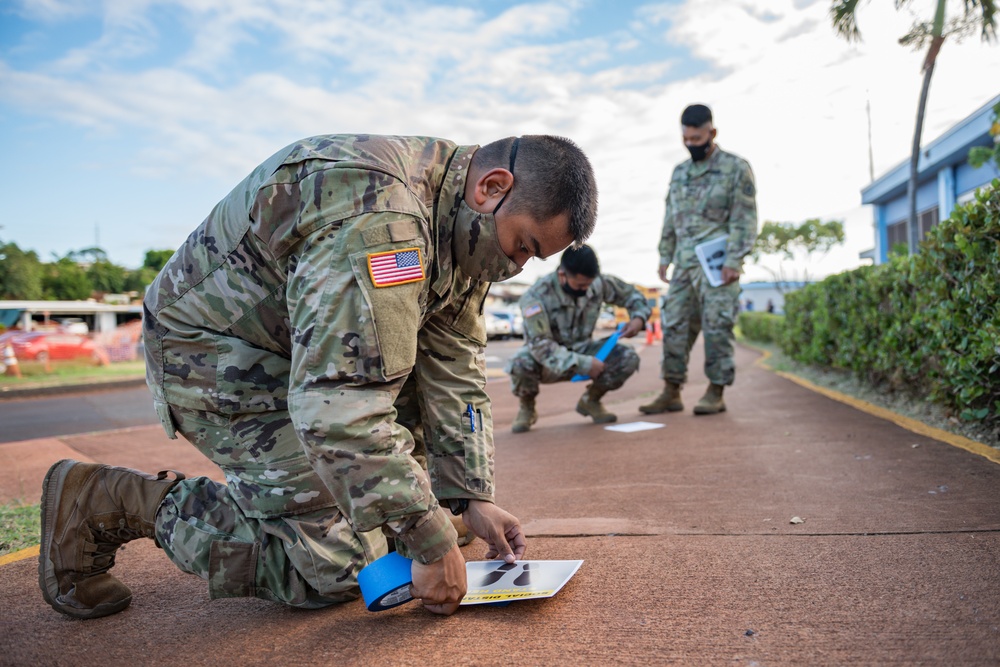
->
[[908, 0, 948, 255], [907, 60, 936, 254]]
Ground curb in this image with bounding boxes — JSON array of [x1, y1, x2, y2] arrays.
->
[[0, 377, 147, 401], [743, 343, 1000, 465]]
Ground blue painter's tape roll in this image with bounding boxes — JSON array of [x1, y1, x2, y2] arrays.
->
[[358, 551, 415, 612], [572, 322, 626, 382]]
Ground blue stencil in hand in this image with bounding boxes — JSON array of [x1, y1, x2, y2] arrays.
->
[[572, 323, 626, 382]]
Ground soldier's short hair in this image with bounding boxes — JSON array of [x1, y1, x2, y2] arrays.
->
[[681, 104, 713, 128], [476, 135, 597, 247], [560, 244, 600, 278]]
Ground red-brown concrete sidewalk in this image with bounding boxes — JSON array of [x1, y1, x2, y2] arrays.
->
[[2, 342, 999, 666]]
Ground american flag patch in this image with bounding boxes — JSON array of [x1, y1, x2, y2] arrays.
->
[[524, 304, 542, 318], [367, 248, 425, 287]]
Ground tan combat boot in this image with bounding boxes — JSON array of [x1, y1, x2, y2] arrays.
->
[[575, 385, 617, 424], [39, 459, 185, 619], [693, 383, 726, 415], [511, 396, 538, 433], [639, 381, 684, 414]]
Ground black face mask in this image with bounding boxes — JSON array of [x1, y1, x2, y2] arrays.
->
[[560, 281, 589, 299], [686, 140, 711, 162]]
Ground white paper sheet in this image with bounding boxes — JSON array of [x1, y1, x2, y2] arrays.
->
[[603, 421, 666, 433]]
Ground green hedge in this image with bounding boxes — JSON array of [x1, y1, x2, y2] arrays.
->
[[782, 180, 1000, 424], [739, 312, 785, 344]]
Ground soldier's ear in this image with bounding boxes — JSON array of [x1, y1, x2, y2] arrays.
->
[[473, 168, 513, 208]]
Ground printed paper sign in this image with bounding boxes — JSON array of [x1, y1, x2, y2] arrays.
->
[[461, 560, 584, 605], [694, 235, 728, 287]]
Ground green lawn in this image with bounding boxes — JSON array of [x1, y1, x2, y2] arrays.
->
[[0, 502, 40, 557], [0, 360, 145, 389]]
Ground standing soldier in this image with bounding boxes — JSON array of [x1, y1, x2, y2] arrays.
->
[[38, 134, 597, 619], [640, 104, 758, 416], [506, 245, 650, 433]]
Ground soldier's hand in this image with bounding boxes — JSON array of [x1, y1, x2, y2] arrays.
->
[[620, 317, 645, 339], [410, 544, 467, 615], [462, 500, 527, 564], [721, 267, 741, 285], [588, 358, 606, 379], [658, 264, 670, 283]]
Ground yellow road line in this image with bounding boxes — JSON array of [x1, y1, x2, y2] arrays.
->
[[752, 347, 1000, 465], [0, 544, 38, 567]]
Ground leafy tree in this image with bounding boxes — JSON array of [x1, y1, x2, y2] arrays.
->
[[123, 266, 160, 294], [43, 257, 92, 300], [86, 259, 128, 295], [142, 249, 175, 272], [968, 101, 1000, 171], [749, 218, 845, 293], [0, 242, 45, 300], [831, 0, 997, 255]]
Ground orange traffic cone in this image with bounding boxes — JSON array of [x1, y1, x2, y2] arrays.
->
[[3, 343, 21, 378]]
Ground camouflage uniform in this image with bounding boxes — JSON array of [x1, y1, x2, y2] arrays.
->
[[657, 147, 757, 386], [144, 135, 496, 607], [505, 272, 651, 396]]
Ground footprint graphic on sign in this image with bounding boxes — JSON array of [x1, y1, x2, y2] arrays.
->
[[478, 561, 532, 588]]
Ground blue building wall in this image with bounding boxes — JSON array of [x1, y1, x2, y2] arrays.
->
[[862, 94, 1000, 264]]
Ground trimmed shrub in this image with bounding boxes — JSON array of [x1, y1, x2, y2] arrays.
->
[[782, 181, 999, 425], [739, 312, 784, 344]]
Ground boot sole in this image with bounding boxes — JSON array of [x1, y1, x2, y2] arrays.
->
[[638, 405, 684, 414], [38, 459, 132, 619], [575, 406, 618, 423], [693, 405, 727, 415]]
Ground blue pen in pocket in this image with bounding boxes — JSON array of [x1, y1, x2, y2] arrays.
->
[[466, 403, 476, 433]]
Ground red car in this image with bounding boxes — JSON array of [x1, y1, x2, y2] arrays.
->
[[0, 330, 97, 363]]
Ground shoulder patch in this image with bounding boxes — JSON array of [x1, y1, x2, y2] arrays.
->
[[367, 248, 425, 287], [523, 303, 542, 318]]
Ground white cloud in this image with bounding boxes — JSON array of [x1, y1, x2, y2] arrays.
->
[[0, 0, 997, 283]]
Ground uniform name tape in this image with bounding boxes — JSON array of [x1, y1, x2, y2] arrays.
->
[[357, 551, 414, 611]]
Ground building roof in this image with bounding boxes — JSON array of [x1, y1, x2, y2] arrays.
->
[[861, 93, 1000, 205]]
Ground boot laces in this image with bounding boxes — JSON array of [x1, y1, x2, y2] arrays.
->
[[87, 518, 145, 574]]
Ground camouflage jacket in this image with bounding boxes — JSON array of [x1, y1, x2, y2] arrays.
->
[[144, 135, 495, 564], [516, 271, 651, 376], [658, 146, 758, 273]]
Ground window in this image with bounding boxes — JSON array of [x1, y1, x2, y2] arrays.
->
[[886, 206, 940, 254], [887, 220, 907, 253], [918, 207, 939, 241]]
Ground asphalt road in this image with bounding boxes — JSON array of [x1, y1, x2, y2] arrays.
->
[[0, 338, 527, 443], [0, 386, 160, 443]]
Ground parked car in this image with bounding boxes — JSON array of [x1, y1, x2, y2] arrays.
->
[[488, 308, 524, 338], [485, 310, 514, 340], [0, 330, 97, 363]]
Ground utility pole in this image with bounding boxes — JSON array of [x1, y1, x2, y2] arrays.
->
[[866, 92, 875, 183]]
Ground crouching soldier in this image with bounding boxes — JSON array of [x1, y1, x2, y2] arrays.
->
[[505, 245, 650, 433]]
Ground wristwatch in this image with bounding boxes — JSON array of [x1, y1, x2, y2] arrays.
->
[[447, 499, 469, 516]]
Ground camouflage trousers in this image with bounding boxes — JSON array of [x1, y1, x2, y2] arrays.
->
[[658, 267, 741, 386], [506, 339, 640, 398], [153, 406, 388, 608]]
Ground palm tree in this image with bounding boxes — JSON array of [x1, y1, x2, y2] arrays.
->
[[831, 0, 997, 254]]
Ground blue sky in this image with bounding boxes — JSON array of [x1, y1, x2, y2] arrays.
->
[[1, 0, 998, 285]]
